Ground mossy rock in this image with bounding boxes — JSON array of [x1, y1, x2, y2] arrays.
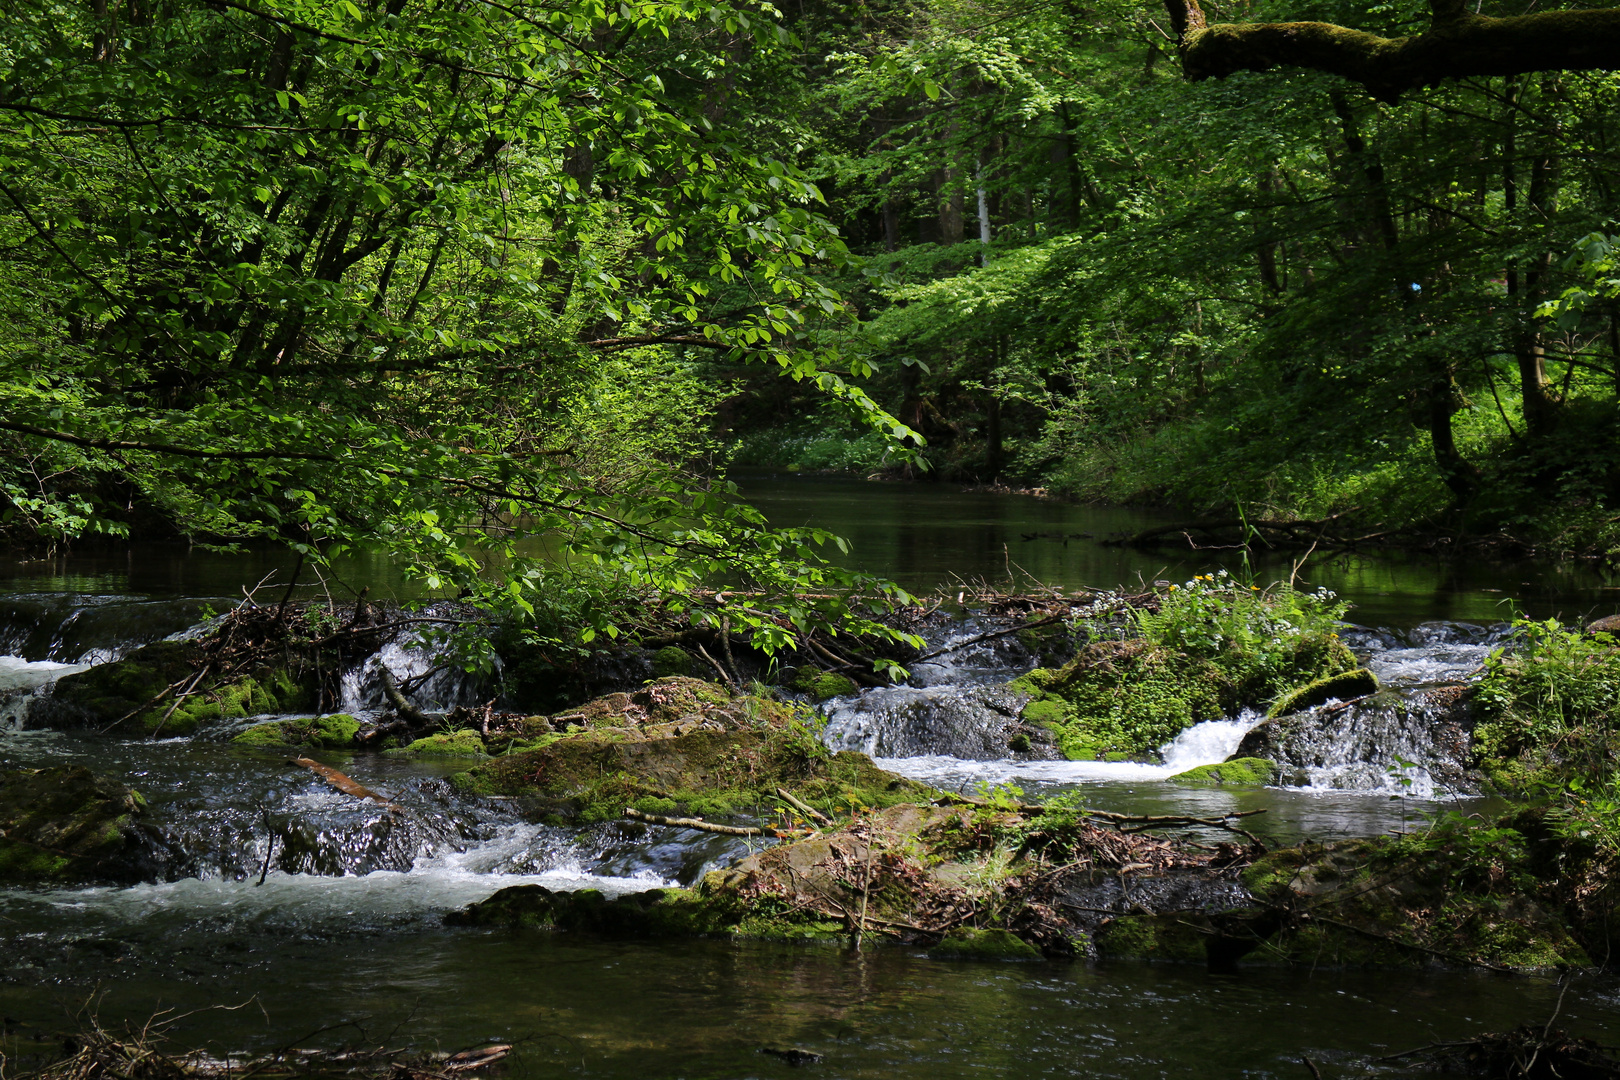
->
[[1237, 836, 1591, 969], [1012, 640, 1234, 760], [1167, 758, 1276, 786], [1093, 914, 1216, 963], [0, 766, 151, 884], [233, 714, 360, 750], [391, 728, 489, 757], [458, 719, 935, 824], [50, 640, 316, 736], [650, 646, 695, 678], [448, 884, 745, 937], [1267, 668, 1379, 719], [927, 927, 1041, 961], [791, 667, 857, 702]]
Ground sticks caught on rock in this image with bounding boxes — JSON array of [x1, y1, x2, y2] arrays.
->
[[622, 807, 767, 836], [776, 787, 833, 827]]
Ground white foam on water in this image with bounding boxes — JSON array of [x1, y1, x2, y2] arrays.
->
[[875, 710, 1267, 789], [0, 654, 92, 730], [0, 654, 90, 694], [5, 822, 673, 932]]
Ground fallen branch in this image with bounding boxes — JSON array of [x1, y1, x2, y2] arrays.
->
[[622, 807, 768, 836], [776, 787, 833, 827], [910, 615, 1065, 664], [378, 666, 431, 725], [288, 757, 401, 813]]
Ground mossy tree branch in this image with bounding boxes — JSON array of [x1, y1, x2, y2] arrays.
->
[[1163, 0, 1620, 102]]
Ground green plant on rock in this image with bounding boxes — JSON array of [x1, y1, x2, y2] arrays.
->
[[1137, 572, 1354, 706], [1475, 618, 1620, 795]]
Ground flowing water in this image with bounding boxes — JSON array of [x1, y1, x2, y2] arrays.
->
[[3, 478, 1620, 1076]]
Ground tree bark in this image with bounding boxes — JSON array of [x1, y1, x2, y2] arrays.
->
[[1164, 0, 1620, 102]]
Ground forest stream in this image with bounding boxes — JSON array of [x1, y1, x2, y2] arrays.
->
[[4, 479, 1620, 1079]]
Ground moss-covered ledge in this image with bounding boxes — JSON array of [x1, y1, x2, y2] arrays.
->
[[46, 639, 318, 736]]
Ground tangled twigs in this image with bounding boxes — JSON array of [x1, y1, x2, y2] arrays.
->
[[3, 1001, 514, 1080], [1377, 1025, 1620, 1078], [623, 807, 778, 837]]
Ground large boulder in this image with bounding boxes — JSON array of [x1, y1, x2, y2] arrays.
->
[[449, 677, 936, 822], [1009, 630, 1361, 762], [0, 765, 158, 883], [1235, 686, 1477, 793]]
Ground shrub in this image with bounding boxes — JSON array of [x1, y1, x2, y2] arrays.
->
[[1135, 570, 1353, 704]]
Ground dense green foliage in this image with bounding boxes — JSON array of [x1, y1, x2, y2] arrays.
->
[[1476, 618, 1620, 802], [710, 0, 1620, 554], [0, 0, 941, 650]]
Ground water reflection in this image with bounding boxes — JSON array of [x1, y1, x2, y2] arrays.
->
[[739, 472, 1619, 626], [3, 476, 1616, 630], [1, 931, 1610, 1079]]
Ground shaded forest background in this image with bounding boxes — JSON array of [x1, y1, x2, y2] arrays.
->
[[3, 0, 1620, 614], [717, 0, 1620, 558]]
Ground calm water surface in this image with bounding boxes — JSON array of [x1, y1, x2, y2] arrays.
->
[[6, 474, 1609, 633]]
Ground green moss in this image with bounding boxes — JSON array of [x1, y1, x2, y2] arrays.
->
[[1093, 915, 1212, 962], [448, 884, 745, 937], [651, 646, 694, 678], [0, 766, 148, 884], [49, 638, 319, 737], [927, 927, 1040, 960], [459, 728, 934, 825], [791, 667, 857, 701], [232, 713, 360, 749], [1267, 668, 1379, 718], [1167, 757, 1276, 786], [1018, 640, 1233, 759], [1007, 667, 1057, 695], [391, 729, 489, 757]]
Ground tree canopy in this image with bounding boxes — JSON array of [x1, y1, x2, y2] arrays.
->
[[0, 0, 923, 648]]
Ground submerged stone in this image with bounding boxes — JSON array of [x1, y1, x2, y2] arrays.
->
[[448, 883, 745, 937], [0, 765, 154, 884], [233, 714, 361, 749], [1167, 758, 1276, 786], [928, 927, 1041, 961]]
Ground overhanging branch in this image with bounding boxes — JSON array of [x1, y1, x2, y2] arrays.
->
[[1164, 0, 1620, 101]]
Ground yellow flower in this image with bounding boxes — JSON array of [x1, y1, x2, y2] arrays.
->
[[1168, 584, 1178, 590]]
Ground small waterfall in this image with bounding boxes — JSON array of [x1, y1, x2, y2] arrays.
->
[[0, 594, 212, 663], [1234, 619, 1500, 796], [0, 655, 91, 730], [1236, 691, 1473, 797], [1159, 709, 1264, 772], [904, 617, 1045, 687], [821, 684, 1045, 759], [339, 621, 496, 715]]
